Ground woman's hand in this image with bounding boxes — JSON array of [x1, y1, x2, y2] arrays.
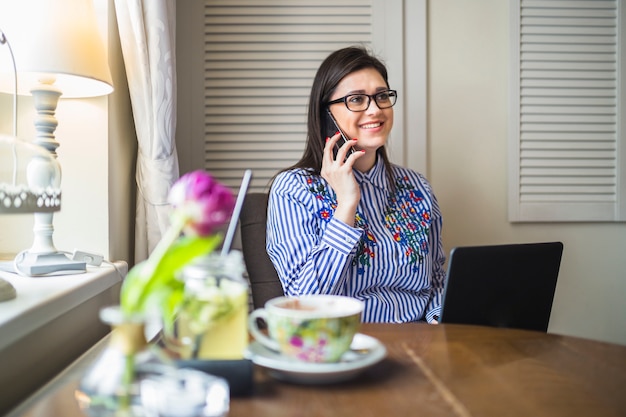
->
[[321, 132, 363, 226]]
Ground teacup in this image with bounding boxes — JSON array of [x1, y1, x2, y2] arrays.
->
[[248, 295, 364, 363]]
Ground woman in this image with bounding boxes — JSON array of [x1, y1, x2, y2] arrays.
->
[[266, 46, 446, 323]]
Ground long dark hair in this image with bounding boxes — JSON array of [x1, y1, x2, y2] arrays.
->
[[277, 46, 396, 189]]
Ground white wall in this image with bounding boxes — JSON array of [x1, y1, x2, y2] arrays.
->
[[428, 0, 626, 345]]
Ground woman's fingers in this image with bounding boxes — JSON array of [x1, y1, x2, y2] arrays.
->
[[320, 132, 363, 224], [323, 132, 338, 162], [325, 132, 358, 164]]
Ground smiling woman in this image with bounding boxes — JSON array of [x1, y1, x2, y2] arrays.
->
[[266, 46, 446, 324]]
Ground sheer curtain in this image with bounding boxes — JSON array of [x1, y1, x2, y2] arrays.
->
[[114, 0, 178, 262]]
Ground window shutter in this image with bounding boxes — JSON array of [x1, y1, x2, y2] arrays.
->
[[509, 0, 625, 221], [202, 0, 373, 192]]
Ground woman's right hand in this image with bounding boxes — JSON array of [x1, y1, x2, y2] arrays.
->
[[321, 132, 364, 226]]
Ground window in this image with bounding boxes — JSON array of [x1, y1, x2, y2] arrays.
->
[[509, 0, 625, 222]]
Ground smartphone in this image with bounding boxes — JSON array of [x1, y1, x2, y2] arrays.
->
[[326, 108, 355, 159]]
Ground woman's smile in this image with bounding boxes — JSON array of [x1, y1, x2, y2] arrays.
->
[[328, 67, 394, 156]]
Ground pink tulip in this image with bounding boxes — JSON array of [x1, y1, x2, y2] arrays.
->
[[168, 170, 235, 237]]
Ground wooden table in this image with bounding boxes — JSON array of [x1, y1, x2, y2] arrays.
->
[[7, 323, 626, 417]]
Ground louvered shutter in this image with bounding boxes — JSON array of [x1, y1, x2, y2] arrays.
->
[[201, 0, 374, 192], [509, 0, 625, 221]]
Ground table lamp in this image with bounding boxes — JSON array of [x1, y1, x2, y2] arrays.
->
[[0, 29, 61, 298], [0, 0, 114, 276]]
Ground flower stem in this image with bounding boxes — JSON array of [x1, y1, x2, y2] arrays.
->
[[192, 334, 203, 359], [124, 217, 187, 313], [119, 353, 135, 410], [142, 216, 186, 278]]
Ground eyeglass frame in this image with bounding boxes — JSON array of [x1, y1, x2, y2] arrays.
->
[[326, 89, 398, 112]]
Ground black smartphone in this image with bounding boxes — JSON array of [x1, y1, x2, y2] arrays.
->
[[326, 108, 355, 159]]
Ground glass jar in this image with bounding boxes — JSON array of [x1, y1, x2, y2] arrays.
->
[[77, 306, 232, 417], [175, 251, 249, 360], [76, 306, 172, 416]]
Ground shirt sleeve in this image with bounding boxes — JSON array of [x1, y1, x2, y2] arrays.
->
[[266, 171, 363, 295], [424, 184, 446, 323]]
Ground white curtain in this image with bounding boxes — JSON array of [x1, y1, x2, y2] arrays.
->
[[114, 0, 178, 262]]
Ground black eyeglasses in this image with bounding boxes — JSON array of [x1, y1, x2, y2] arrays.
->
[[326, 89, 398, 112]]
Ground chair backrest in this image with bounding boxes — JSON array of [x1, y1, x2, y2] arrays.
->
[[440, 241, 564, 332], [240, 192, 284, 309]]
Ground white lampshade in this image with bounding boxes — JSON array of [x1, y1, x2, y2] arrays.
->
[[0, 0, 113, 98]]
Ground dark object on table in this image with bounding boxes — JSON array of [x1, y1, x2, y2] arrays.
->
[[176, 359, 254, 397], [440, 241, 563, 332]]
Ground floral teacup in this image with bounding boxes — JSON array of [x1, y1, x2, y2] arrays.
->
[[248, 295, 363, 363]]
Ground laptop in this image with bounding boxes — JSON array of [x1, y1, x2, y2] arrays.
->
[[439, 241, 563, 332]]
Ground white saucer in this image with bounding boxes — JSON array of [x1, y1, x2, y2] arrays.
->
[[243, 333, 386, 385]]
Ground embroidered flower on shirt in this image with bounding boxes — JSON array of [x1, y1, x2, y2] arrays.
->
[[307, 178, 336, 222], [306, 176, 328, 200], [384, 175, 432, 271], [318, 207, 332, 221], [353, 225, 377, 275], [305, 175, 375, 273], [305, 173, 431, 273]]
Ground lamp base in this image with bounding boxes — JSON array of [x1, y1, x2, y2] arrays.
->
[[1, 252, 87, 276]]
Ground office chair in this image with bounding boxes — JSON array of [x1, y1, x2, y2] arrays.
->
[[239, 192, 284, 309]]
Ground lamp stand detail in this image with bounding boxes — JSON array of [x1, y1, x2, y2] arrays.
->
[[14, 79, 86, 275]]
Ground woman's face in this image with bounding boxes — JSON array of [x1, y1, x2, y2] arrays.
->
[[327, 67, 394, 154]]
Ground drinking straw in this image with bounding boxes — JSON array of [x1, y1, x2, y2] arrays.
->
[[221, 169, 253, 256]]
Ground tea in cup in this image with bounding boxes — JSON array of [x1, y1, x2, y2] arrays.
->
[[248, 295, 364, 363]]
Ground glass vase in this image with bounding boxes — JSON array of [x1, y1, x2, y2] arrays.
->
[[173, 251, 250, 360], [76, 305, 172, 416]]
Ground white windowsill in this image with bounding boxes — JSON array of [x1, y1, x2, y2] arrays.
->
[[0, 262, 127, 351]]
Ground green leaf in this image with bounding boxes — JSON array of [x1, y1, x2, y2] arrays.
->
[[120, 234, 222, 315], [161, 285, 185, 335]]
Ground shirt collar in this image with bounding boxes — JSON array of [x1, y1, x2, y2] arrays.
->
[[354, 154, 388, 190]]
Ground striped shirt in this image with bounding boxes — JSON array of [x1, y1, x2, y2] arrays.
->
[[266, 156, 446, 323]]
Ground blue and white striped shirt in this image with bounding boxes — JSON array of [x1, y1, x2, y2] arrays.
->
[[266, 156, 446, 323]]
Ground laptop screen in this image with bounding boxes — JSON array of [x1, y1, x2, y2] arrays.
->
[[439, 241, 563, 332]]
